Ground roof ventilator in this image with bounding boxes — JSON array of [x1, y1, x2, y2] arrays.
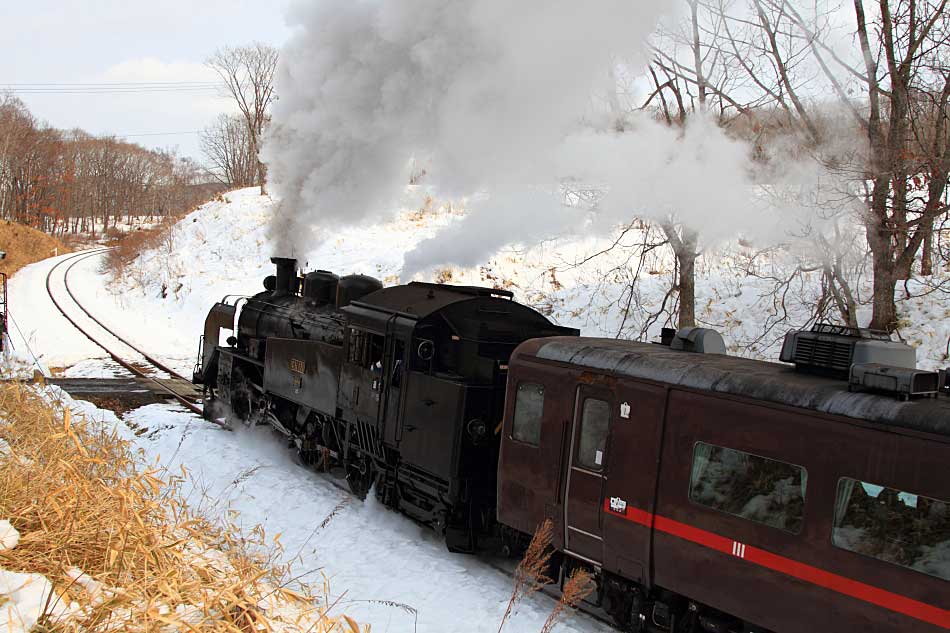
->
[[780, 324, 915, 378], [848, 364, 940, 401], [660, 327, 726, 354]]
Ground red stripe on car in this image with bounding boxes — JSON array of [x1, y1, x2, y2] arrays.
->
[[602, 499, 950, 629]]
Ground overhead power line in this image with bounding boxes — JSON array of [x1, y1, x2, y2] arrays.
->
[[2, 81, 224, 95], [3, 81, 220, 86], [116, 131, 201, 137]]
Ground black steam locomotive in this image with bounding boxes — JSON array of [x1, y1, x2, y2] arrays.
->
[[194, 257, 576, 551]]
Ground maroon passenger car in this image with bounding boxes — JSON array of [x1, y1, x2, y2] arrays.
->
[[497, 327, 950, 633]]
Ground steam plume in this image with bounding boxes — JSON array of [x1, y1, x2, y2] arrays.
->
[[263, 1, 851, 275]]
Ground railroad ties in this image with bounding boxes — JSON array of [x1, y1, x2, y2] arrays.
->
[[46, 376, 204, 412]]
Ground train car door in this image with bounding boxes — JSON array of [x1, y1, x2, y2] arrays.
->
[[563, 383, 614, 565]]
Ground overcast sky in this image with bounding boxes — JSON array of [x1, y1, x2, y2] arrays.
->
[[0, 0, 293, 160]]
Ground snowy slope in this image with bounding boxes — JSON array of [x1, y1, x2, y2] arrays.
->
[[34, 186, 947, 372]]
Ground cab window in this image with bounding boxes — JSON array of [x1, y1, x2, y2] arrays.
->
[[511, 383, 545, 446], [347, 330, 383, 369], [832, 478, 950, 581]]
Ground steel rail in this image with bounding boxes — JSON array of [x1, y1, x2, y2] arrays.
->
[[61, 251, 190, 382], [44, 249, 206, 419]]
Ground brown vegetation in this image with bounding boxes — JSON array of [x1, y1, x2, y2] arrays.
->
[[498, 519, 554, 633], [540, 567, 595, 633], [0, 94, 220, 238], [0, 221, 70, 277], [0, 383, 358, 632], [102, 221, 178, 283]]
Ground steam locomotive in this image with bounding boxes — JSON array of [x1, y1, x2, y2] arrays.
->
[[194, 257, 576, 552], [195, 258, 949, 633]]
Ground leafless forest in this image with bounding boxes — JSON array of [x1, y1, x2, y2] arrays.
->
[[626, 0, 949, 333], [0, 94, 218, 236]]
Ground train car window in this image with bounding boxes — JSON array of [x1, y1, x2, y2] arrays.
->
[[576, 398, 610, 471], [511, 383, 545, 446], [832, 478, 950, 582], [689, 442, 807, 534]]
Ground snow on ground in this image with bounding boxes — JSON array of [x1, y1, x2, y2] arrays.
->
[[14, 187, 947, 375], [49, 390, 611, 633], [0, 520, 19, 550], [5, 251, 109, 374], [0, 568, 74, 633], [5, 187, 950, 631], [0, 518, 74, 633]]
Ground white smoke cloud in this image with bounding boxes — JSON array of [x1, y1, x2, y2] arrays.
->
[[264, 0, 856, 276], [263, 0, 672, 258]]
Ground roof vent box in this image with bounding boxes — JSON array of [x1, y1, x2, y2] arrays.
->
[[849, 364, 940, 400], [780, 324, 915, 376]]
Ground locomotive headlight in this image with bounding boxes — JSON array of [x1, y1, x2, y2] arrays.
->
[[467, 418, 487, 442]]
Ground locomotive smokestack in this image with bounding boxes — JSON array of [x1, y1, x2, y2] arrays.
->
[[271, 257, 298, 297]]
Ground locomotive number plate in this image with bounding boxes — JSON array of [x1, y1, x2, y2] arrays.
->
[[289, 358, 307, 374]]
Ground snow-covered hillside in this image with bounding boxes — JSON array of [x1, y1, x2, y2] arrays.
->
[[90, 187, 950, 371], [5, 187, 949, 633]]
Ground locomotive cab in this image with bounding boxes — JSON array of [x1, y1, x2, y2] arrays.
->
[[338, 282, 577, 552]]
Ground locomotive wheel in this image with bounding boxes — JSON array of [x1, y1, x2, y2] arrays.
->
[[345, 455, 374, 500], [229, 369, 254, 424]]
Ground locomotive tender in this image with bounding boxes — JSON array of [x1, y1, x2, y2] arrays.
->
[[195, 259, 949, 633]]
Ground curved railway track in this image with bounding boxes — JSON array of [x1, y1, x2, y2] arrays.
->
[[45, 249, 205, 417]]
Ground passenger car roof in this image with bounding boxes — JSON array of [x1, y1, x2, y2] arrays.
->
[[527, 337, 950, 438]]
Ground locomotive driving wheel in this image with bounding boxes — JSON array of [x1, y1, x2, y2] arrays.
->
[[228, 369, 254, 423], [345, 454, 375, 500]]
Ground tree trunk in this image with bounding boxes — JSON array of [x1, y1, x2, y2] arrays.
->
[[663, 223, 699, 329], [921, 219, 934, 276], [678, 250, 697, 328], [869, 248, 898, 331]]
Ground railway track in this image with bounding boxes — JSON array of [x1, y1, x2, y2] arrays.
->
[[45, 249, 206, 418]]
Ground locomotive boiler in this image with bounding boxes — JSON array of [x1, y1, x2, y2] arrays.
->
[[194, 257, 577, 551]]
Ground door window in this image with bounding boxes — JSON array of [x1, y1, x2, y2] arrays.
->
[[832, 478, 950, 581], [511, 382, 545, 446], [576, 398, 610, 471]]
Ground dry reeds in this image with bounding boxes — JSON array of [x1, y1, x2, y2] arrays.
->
[[0, 383, 362, 632], [102, 221, 176, 282], [540, 567, 595, 633], [0, 221, 71, 277], [497, 519, 554, 633]]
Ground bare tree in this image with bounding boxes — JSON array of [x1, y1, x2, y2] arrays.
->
[[201, 114, 256, 188], [710, 0, 950, 331], [645, 0, 745, 328], [207, 43, 279, 195]]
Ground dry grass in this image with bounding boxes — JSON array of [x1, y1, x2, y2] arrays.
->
[[0, 382, 362, 632], [497, 519, 554, 633], [102, 222, 176, 281], [539, 567, 595, 633], [0, 222, 71, 277]]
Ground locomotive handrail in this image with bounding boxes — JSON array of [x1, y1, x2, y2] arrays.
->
[[218, 294, 250, 305]]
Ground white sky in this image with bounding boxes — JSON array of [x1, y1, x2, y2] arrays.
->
[[0, 0, 293, 161]]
